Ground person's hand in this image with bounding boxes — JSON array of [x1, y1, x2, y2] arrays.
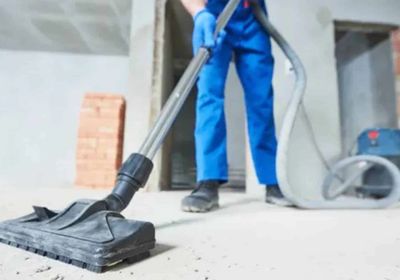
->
[[192, 9, 217, 54]]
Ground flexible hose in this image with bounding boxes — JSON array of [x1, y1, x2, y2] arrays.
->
[[252, 4, 400, 209]]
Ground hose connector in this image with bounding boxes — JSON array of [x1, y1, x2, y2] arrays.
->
[[105, 153, 153, 212]]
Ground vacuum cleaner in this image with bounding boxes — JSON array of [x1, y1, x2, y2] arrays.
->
[[346, 128, 400, 199], [0, 0, 399, 273]]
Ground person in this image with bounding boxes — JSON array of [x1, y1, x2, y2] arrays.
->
[[180, 0, 289, 212]]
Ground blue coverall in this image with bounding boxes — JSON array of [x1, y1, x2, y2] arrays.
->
[[195, 0, 278, 185]]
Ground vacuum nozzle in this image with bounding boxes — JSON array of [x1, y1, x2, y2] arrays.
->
[[106, 153, 154, 212]]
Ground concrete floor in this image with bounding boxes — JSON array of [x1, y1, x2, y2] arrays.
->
[[1, 187, 400, 280]]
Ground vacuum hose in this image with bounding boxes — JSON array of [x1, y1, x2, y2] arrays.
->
[[252, 4, 400, 209]]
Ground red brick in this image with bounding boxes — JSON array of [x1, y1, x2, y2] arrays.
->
[[393, 29, 400, 74], [79, 119, 120, 130], [99, 108, 123, 118], [393, 30, 400, 41], [77, 149, 98, 157], [80, 107, 99, 117], [75, 93, 125, 189], [82, 99, 102, 108], [86, 93, 124, 100], [77, 138, 97, 149], [76, 150, 96, 159], [394, 41, 400, 53], [97, 139, 119, 150], [395, 56, 400, 76]]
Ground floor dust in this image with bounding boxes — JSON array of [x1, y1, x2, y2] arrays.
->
[[0, 187, 400, 280], [35, 266, 52, 273]]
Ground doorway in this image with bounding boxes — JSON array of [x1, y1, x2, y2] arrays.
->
[[335, 21, 399, 155], [162, 0, 246, 190]]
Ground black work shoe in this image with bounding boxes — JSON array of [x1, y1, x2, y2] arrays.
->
[[181, 181, 220, 213], [265, 185, 293, 207]]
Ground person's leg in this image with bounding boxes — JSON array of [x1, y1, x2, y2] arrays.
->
[[234, 18, 292, 206], [195, 40, 233, 183], [234, 20, 278, 186], [182, 37, 233, 213]]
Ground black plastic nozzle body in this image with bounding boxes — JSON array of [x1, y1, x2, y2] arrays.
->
[[105, 153, 153, 212]]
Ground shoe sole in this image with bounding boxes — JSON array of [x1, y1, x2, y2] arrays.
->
[[265, 197, 294, 207], [181, 203, 219, 213]]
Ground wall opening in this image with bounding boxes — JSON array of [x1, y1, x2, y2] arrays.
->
[[335, 21, 399, 156], [160, 0, 246, 190]]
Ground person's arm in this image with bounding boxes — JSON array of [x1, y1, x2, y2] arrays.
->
[[180, 0, 206, 17]]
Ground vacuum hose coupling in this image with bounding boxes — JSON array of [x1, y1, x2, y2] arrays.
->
[[105, 153, 154, 212]]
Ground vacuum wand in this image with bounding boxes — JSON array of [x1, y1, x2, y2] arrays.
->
[[106, 0, 241, 212]]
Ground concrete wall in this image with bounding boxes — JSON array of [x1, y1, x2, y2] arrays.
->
[[394, 30, 400, 126], [125, 0, 161, 191], [0, 50, 129, 189], [0, 0, 131, 55]]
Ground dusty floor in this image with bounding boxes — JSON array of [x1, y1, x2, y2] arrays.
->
[[1, 187, 400, 280]]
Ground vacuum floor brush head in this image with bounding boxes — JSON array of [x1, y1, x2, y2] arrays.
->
[[0, 199, 155, 273]]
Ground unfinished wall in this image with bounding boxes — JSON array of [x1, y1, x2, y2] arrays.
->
[[124, 0, 160, 191], [393, 30, 400, 125], [0, 0, 131, 55], [0, 50, 129, 189]]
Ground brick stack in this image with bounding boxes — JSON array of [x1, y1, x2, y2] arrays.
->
[[75, 93, 126, 189], [393, 30, 400, 75], [393, 30, 400, 121]]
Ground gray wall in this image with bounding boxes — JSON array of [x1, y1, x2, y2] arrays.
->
[[0, 0, 131, 55], [0, 50, 129, 189]]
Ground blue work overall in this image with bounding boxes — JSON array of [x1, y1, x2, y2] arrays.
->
[[195, 0, 277, 185]]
